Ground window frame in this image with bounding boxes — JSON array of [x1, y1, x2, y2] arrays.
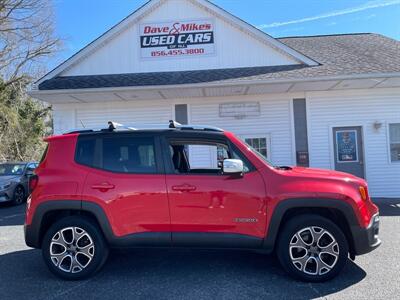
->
[[26, 163, 37, 171], [239, 134, 272, 161], [388, 122, 400, 163], [74, 132, 164, 174], [161, 135, 255, 176]]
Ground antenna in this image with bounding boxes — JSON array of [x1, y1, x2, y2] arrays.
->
[[80, 120, 86, 128]]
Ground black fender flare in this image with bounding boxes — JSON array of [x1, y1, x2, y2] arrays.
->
[[25, 200, 81, 248], [25, 200, 170, 248], [262, 198, 360, 252]]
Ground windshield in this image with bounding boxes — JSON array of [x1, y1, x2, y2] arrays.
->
[[238, 137, 275, 167], [0, 164, 26, 176]]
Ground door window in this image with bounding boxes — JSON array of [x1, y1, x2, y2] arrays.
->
[[335, 130, 358, 163], [332, 126, 365, 179], [389, 123, 400, 162], [168, 140, 250, 174]]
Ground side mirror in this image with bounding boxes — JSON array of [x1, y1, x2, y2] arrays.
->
[[223, 159, 244, 175]]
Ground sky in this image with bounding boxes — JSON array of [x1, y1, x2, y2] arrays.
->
[[50, 0, 400, 70]]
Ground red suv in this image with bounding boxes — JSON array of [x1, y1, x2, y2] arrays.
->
[[25, 121, 380, 281]]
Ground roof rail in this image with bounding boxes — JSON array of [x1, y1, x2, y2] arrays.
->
[[63, 120, 223, 135]]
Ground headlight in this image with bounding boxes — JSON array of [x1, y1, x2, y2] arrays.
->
[[0, 183, 11, 190]]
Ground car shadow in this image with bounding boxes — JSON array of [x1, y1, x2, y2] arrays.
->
[[373, 198, 400, 217], [0, 203, 25, 226], [0, 248, 366, 299]]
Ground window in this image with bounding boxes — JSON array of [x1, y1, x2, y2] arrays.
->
[[76, 137, 96, 167], [26, 163, 36, 174], [0, 163, 25, 175], [75, 135, 157, 173], [168, 140, 250, 174], [389, 123, 400, 162], [244, 137, 268, 158], [102, 136, 156, 173]]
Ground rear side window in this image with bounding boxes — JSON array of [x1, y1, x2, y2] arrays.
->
[[102, 136, 156, 173], [76, 137, 96, 167], [75, 135, 157, 174]]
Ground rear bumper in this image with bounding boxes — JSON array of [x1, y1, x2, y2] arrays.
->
[[351, 213, 381, 255]]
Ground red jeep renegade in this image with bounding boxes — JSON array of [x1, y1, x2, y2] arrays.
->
[[25, 121, 380, 281]]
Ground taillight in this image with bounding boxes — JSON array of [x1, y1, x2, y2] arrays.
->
[[29, 175, 39, 192]]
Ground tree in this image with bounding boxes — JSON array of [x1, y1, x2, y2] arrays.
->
[[0, 0, 60, 85], [0, 0, 59, 161], [0, 79, 51, 161]]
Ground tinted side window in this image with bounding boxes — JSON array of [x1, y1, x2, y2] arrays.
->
[[102, 136, 156, 173], [76, 137, 96, 167]]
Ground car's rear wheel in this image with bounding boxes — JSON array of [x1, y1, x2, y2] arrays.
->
[[12, 185, 25, 205], [277, 214, 349, 282], [42, 216, 109, 280]]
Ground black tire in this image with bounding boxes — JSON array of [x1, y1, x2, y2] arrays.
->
[[12, 185, 25, 205], [276, 214, 349, 282], [42, 216, 109, 280]]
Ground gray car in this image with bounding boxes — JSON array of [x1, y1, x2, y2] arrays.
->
[[0, 162, 38, 205]]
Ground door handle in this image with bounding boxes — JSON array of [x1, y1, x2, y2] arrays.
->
[[172, 184, 196, 192], [91, 183, 115, 191]]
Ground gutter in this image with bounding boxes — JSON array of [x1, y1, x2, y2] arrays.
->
[[28, 72, 400, 96]]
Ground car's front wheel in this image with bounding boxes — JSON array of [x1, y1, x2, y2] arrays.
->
[[42, 216, 109, 280], [277, 214, 349, 282], [12, 185, 25, 205]]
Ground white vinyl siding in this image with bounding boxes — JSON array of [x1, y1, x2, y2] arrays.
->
[[56, 94, 294, 168], [61, 0, 298, 76], [307, 90, 400, 198], [189, 96, 294, 167], [53, 89, 400, 198], [188, 145, 218, 169], [73, 100, 173, 129]]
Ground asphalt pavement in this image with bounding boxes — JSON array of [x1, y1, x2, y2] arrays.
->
[[0, 198, 399, 300]]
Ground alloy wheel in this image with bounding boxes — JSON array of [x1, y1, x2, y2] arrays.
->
[[289, 226, 339, 276], [50, 227, 95, 274], [14, 186, 25, 204]]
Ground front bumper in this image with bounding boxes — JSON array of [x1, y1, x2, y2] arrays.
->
[[0, 189, 13, 203], [351, 213, 381, 255]]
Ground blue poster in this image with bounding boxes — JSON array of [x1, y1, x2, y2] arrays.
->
[[336, 130, 358, 162]]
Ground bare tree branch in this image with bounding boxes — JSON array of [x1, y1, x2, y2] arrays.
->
[[0, 0, 60, 84]]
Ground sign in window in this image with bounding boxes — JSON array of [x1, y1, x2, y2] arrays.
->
[[335, 130, 358, 163]]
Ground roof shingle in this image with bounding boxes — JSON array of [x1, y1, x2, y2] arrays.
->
[[38, 33, 400, 90]]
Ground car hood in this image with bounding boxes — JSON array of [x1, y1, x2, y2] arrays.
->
[[0, 176, 19, 183], [280, 166, 364, 183]]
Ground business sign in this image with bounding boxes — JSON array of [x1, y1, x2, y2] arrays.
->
[[336, 130, 358, 162], [139, 19, 215, 59], [219, 102, 261, 119]]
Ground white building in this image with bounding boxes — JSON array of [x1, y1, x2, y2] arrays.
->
[[30, 0, 400, 198]]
